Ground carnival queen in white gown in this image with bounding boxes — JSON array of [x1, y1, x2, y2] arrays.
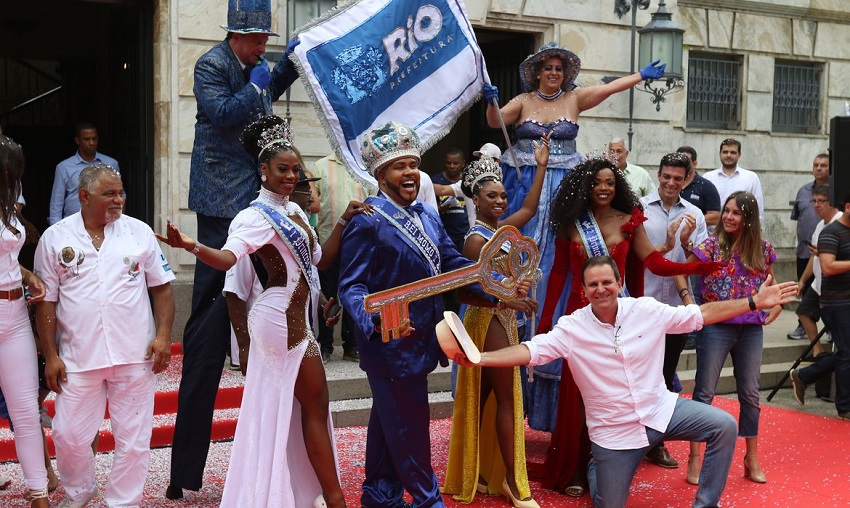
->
[[158, 115, 370, 508]]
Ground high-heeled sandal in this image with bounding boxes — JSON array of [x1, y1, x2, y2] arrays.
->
[[743, 454, 767, 484], [313, 495, 327, 508], [686, 453, 701, 485], [26, 487, 49, 508], [476, 481, 488, 494], [500, 479, 540, 508]]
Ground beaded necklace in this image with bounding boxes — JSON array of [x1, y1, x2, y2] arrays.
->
[[536, 88, 563, 101], [474, 219, 497, 232]]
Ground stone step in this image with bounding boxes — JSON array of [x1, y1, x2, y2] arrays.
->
[[329, 391, 455, 428], [675, 340, 809, 372]]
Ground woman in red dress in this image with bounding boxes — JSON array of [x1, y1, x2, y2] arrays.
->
[[536, 157, 718, 496]]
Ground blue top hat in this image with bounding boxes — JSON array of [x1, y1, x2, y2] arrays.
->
[[220, 0, 279, 36]]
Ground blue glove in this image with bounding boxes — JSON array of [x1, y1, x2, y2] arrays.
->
[[249, 61, 271, 90], [640, 60, 667, 80], [482, 83, 499, 104], [284, 37, 300, 58]]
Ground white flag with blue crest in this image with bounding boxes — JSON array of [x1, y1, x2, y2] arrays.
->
[[290, 0, 489, 188]]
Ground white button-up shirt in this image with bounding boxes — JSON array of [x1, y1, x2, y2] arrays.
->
[[623, 162, 657, 198], [34, 213, 175, 372], [0, 215, 25, 290], [525, 297, 703, 449], [640, 191, 708, 305], [811, 211, 843, 295], [703, 166, 764, 221]]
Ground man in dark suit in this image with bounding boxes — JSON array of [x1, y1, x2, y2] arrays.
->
[[166, 0, 298, 499], [339, 122, 494, 508]]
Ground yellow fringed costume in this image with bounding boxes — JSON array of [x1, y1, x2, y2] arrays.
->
[[441, 305, 531, 502]]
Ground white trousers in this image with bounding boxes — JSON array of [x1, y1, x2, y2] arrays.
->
[[0, 298, 47, 490], [54, 363, 155, 507]]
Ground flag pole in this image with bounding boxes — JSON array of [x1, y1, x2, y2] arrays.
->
[[488, 94, 522, 181], [284, 1, 292, 124]]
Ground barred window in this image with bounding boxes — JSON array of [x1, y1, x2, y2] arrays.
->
[[773, 61, 822, 134], [686, 54, 742, 129], [291, 0, 337, 29]]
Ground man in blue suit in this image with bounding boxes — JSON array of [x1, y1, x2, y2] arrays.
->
[[166, 0, 299, 499], [339, 122, 497, 508]]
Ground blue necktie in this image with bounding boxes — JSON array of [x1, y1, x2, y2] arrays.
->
[[405, 202, 425, 216]]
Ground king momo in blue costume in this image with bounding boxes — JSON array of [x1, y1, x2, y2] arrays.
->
[[482, 42, 668, 431]]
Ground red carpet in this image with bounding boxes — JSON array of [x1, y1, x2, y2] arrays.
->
[[0, 343, 244, 461], [1, 394, 848, 506]]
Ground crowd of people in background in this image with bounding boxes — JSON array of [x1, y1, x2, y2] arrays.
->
[[1, 2, 848, 508]]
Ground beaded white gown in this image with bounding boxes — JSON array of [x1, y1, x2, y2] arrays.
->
[[219, 192, 338, 507]]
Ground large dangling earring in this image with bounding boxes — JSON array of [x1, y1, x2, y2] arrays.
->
[[261, 174, 267, 182]]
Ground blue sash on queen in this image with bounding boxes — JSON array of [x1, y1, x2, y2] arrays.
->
[[466, 223, 511, 253], [250, 201, 319, 293], [368, 195, 441, 276], [576, 210, 628, 297]]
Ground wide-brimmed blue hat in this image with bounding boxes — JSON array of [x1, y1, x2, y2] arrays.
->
[[220, 0, 279, 36], [519, 42, 581, 93]]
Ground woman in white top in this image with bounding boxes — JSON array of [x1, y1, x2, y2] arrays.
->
[[158, 116, 370, 508], [0, 135, 49, 507]]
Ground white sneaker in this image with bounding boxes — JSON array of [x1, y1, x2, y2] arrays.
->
[[786, 324, 807, 340], [57, 490, 96, 508]]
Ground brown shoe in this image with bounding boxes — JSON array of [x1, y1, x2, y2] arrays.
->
[[645, 444, 679, 468]]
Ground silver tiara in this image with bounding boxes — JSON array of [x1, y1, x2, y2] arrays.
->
[[257, 119, 294, 159], [462, 155, 502, 192]]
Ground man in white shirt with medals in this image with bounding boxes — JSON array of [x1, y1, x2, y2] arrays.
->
[[35, 163, 174, 508]]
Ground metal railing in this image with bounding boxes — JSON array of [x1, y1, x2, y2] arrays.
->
[[773, 61, 822, 134], [686, 55, 742, 129]]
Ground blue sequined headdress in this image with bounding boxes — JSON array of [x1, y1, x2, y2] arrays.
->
[[360, 121, 421, 175]]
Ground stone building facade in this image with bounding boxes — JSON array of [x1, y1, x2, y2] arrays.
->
[[156, 0, 850, 287]]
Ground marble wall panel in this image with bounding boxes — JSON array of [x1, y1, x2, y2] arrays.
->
[[827, 62, 850, 98], [813, 22, 850, 60], [491, 0, 523, 15], [680, 7, 708, 47], [793, 19, 816, 57], [465, 0, 489, 22], [747, 55, 774, 93], [732, 13, 792, 55], [707, 9, 734, 49]]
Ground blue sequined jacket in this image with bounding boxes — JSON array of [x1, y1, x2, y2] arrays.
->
[[189, 39, 297, 218]]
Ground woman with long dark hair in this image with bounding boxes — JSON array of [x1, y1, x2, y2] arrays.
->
[[682, 191, 777, 485], [0, 135, 49, 507], [537, 157, 720, 496]]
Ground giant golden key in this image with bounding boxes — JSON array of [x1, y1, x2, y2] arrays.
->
[[364, 225, 538, 343]]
